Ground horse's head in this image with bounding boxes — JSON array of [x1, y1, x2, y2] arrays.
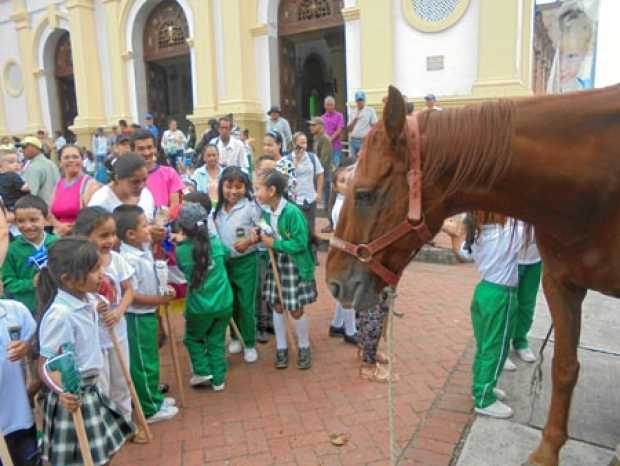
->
[[326, 86, 445, 309]]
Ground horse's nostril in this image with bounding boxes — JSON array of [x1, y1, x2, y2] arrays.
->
[[328, 281, 341, 299]]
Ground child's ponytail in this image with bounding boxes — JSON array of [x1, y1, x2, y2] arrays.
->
[[177, 202, 212, 290], [37, 267, 59, 321]]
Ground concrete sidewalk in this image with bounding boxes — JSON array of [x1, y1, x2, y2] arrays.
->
[[456, 291, 619, 466]]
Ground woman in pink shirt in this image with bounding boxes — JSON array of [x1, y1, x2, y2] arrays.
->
[[50, 145, 100, 235]]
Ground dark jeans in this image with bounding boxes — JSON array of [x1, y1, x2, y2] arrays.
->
[[350, 137, 364, 159], [298, 201, 316, 236], [167, 150, 183, 169], [3, 425, 40, 466]]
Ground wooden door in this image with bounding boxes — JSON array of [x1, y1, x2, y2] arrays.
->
[[57, 77, 77, 131], [146, 62, 170, 130], [279, 37, 301, 131]]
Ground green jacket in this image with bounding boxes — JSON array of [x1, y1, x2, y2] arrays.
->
[[2, 233, 58, 314], [262, 202, 315, 282], [176, 236, 233, 315]]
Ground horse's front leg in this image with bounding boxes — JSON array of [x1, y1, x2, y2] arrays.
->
[[527, 273, 585, 466], [610, 445, 620, 466]]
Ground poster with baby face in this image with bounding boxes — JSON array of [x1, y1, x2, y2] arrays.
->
[[535, 0, 600, 94]]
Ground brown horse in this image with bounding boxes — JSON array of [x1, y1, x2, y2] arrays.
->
[[326, 85, 620, 466]]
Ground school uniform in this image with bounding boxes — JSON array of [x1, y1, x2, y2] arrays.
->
[[1, 233, 58, 314], [176, 236, 233, 386], [39, 290, 134, 466], [97, 251, 134, 415], [458, 221, 524, 409], [215, 198, 262, 348], [0, 300, 39, 465], [514, 223, 542, 351], [119, 242, 165, 419], [261, 198, 317, 311]]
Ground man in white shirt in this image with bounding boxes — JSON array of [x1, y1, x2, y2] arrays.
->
[[266, 106, 293, 152], [210, 116, 248, 171], [347, 90, 378, 159]]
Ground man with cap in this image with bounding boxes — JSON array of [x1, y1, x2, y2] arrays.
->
[[266, 106, 292, 152], [347, 90, 378, 160], [145, 113, 159, 140], [308, 117, 332, 215], [424, 94, 443, 112], [22, 136, 60, 205], [104, 133, 131, 179]]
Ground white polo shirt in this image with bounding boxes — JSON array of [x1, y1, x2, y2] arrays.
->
[[88, 184, 155, 222], [0, 300, 36, 435], [98, 251, 134, 349], [39, 290, 103, 377], [119, 242, 160, 315], [214, 198, 262, 258], [211, 136, 249, 171]]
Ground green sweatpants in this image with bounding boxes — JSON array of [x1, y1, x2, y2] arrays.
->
[[513, 261, 542, 350], [471, 281, 518, 408], [227, 253, 258, 348], [184, 309, 232, 386], [126, 313, 163, 418]]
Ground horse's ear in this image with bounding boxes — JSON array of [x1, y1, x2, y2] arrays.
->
[[383, 85, 406, 147]]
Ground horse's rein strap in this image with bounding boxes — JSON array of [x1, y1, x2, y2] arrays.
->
[[329, 114, 432, 287]]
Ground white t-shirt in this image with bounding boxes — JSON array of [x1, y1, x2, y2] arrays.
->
[[119, 242, 160, 315], [349, 106, 378, 139], [291, 152, 324, 205], [88, 184, 155, 222], [517, 222, 541, 265], [211, 136, 249, 170], [0, 300, 36, 435], [98, 251, 134, 348], [459, 220, 525, 287]]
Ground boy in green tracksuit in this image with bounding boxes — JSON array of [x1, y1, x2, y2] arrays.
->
[[176, 202, 233, 390], [2, 195, 58, 314]]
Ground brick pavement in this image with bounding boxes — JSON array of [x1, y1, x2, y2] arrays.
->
[[114, 254, 480, 466]]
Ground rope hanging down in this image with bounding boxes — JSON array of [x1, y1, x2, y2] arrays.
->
[[528, 324, 554, 425], [383, 286, 401, 465]]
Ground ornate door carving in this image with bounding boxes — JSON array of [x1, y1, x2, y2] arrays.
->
[[143, 0, 190, 62], [278, 0, 344, 36]]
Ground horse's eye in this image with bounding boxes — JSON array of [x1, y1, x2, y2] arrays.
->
[[354, 190, 377, 206]]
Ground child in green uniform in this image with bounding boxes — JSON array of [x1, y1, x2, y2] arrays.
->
[[213, 167, 262, 363], [2, 195, 58, 314], [176, 202, 233, 390], [252, 169, 317, 370]]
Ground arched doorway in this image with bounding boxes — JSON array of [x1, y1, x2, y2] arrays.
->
[[278, 0, 346, 133], [142, 0, 193, 132], [54, 31, 78, 137]]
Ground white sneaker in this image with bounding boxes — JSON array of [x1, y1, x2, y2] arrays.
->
[[504, 357, 517, 372], [228, 340, 242, 354], [190, 374, 213, 387], [244, 347, 258, 363], [516, 347, 537, 363], [474, 400, 514, 419], [493, 387, 507, 401], [163, 397, 176, 407], [212, 382, 225, 392], [147, 405, 179, 424]]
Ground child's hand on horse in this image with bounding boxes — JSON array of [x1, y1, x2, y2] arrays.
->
[[59, 392, 80, 413]]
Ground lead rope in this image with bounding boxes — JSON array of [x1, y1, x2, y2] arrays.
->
[[528, 324, 554, 425], [383, 286, 399, 465]]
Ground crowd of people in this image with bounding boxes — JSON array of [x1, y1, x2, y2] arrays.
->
[[0, 88, 542, 465]]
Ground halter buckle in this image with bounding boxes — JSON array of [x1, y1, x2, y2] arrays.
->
[[354, 244, 373, 263]]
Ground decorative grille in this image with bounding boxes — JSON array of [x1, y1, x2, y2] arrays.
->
[[158, 21, 185, 49], [298, 0, 332, 21], [411, 0, 460, 22]]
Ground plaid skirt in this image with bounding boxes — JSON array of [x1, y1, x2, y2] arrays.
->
[[42, 381, 135, 466], [263, 251, 317, 311]]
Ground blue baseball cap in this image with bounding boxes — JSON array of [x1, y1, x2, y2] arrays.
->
[[145, 113, 154, 120], [354, 90, 366, 102]]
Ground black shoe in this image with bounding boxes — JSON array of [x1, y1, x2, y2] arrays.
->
[[275, 349, 288, 369], [343, 333, 358, 346], [159, 383, 170, 394], [297, 347, 312, 370], [256, 329, 270, 344], [329, 325, 345, 337]]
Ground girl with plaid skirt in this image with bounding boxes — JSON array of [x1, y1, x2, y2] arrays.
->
[[37, 238, 135, 466], [252, 169, 317, 370]]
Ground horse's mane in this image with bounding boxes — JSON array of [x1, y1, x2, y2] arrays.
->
[[418, 99, 516, 200]]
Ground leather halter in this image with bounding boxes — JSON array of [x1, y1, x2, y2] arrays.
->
[[329, 114, 433, 287]]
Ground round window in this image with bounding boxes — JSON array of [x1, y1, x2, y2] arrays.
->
[[402, 0, 471, 33], [3, 60, 24, 97]]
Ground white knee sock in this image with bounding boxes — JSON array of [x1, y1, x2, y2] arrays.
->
[[295, 315, 310, 349], [331, 303, 344, 327], [343, 308, 357, 336], [273, 312, 288, 350]]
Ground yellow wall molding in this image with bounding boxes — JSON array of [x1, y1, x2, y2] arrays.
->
[[32, 68, 45, 78], [10, 10, 30, 31], [66, 0, 96, 11], [185, 37, 195, 47], [472, 0, 533, 98], [341, 7, 360, 22], [251, 23, 268, 37], [401, 0, 471, 33], [103, 0, 131, 125]]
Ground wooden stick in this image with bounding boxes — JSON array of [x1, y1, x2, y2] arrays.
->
[[162, 304, 186, 408], [229, 318, 247, 351], [0, 432, 14, 466], [107, 328, 152, 442], [267, 248, 298, 354], [72, 408, 94, 466]]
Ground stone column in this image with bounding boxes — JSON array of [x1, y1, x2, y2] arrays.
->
[[187, 0, 219, 138], [357, 0, 394, 108], [66, 0, 107, 145], [471, 0, 534, 97], [10, 3, 43, 133]]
